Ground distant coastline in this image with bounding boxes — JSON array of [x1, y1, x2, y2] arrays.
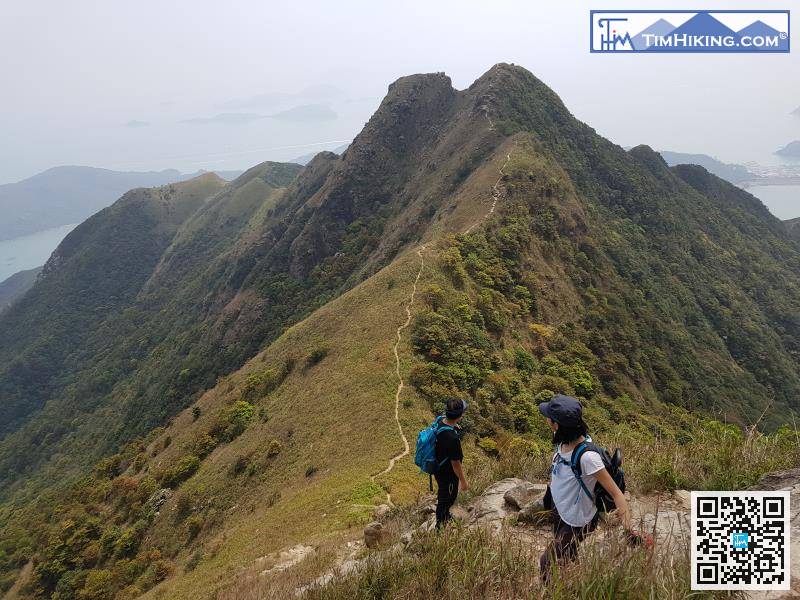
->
[[739, 176, 800, 188]]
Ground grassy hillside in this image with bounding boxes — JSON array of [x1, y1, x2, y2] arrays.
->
[[0, 167, 192, 241], [0, 174, 227, 441], [1, 64, 800, 597]]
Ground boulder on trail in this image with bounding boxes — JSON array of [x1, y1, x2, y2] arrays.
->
[[467, 478, 525, 528], [363, 521, 390, 549], [517, 493, 552, 525], [503, 481, 547, 510]]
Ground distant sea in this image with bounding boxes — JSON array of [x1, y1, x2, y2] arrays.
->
[[748, 185, 800, 221], [0, 223, 77, 281]]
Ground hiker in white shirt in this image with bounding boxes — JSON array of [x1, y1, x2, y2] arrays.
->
[[537, 394, 633, 583]]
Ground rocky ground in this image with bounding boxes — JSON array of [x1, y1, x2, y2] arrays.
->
[[247, 469, 800, 598]]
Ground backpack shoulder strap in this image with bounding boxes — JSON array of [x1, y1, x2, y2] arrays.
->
[[569, 442, 594, 501]]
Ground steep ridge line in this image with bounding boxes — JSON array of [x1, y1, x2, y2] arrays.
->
[[464, 149, 513, 235], [369, 109, 511, 504]]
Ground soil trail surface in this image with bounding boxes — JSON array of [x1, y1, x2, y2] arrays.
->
[[370, 246, 425, 506], [371, 111, 511, 503]]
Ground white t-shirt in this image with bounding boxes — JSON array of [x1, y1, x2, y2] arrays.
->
[[549, 444, 605, 527]]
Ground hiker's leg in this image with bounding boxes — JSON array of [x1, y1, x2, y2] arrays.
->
[[539, 516, 574, 583], [540, 514, 599, 583], [435, 476, 458, 528]]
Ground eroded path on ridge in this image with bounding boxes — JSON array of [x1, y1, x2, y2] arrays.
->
[[464, 149, 513, 235], [371, 111, 513, 504], [370, 246, 425, 506]]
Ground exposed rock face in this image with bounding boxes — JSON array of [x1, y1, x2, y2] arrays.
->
[[466, 478, 526, 528], [503, 481, 547, 509], [146, 488, 172, 511], [518, 494, 551, 525], [363, 521, 390, 549], [258, 544, 315, 576]]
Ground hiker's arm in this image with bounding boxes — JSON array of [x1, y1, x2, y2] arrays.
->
[[595, 468, 631, 530], [451, 460, 469, 492]]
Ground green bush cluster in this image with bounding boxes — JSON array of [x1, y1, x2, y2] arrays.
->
[[157, 455, 200, 489], [15, 466, 170, 599], [239, 359, 293, 402]]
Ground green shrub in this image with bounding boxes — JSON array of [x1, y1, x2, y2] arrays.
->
[[77, 569, 114, 600], [223, 401, 255, 441], [513, 348, 536, 375], [305, 346, 329, 368], [186, 515, 204, 541], [477, 437, 499, 456], [158, 455, 201, 489], [440, 245, 467, 286], [186, 433, 218, 459], [231, 455, 250, 476], [266, 439, 283, 457], [185, 552, 202, 572], [240, 367, 288, 402]]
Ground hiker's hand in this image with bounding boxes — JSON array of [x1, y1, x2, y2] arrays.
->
[[608, 507, 632, 531], [620, 510, 632, 531], [626, 530, 654, 549], [619, 508, 632, 532], [459, 479, 470, 492]]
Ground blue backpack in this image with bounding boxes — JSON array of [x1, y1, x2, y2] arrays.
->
[[414, 416, 454, 490]]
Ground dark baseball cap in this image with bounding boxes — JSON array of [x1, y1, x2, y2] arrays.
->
[[538, 394, 583, 426]]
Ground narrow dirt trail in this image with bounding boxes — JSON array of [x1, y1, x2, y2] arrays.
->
[[464, 149, 512, 235], [370, 109, 510, 505], [370, 245, 425, 506]]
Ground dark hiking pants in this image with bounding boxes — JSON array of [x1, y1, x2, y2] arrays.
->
[[434, 473, 459, 528], [539, 511, 600, 583]]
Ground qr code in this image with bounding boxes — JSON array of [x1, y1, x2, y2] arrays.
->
[[691, 491, 790, 590]]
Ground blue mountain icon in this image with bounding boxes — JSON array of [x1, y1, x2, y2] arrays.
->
[[738, 20, 779, 37], [671, 12, 738, 37], [632, 18, 675, 50], [737, 20, 788, 50], [646, 12, 739, 51]]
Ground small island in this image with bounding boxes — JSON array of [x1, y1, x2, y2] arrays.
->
[[776, 140, 800, 158]]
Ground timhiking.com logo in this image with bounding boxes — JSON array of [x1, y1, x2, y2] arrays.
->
[[590, 10, 790, 53]]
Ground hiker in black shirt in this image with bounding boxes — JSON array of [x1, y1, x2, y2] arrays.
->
[[434, 398, 469, 528]]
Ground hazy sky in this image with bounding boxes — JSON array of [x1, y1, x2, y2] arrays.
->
[[2, 0, 798, 183]]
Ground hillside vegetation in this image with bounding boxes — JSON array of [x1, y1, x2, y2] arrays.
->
[[0, 167, 223, 241], [1, 64, 799, 598]]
